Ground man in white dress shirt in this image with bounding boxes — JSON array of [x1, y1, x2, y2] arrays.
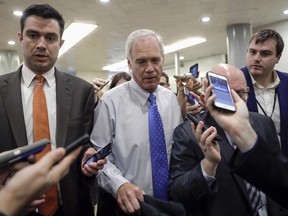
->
[[82, 29, 182, 216]]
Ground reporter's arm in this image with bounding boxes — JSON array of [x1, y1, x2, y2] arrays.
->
[[0, 147, 80, 216]]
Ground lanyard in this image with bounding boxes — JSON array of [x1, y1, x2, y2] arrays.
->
[[255, 88, 277, 118]]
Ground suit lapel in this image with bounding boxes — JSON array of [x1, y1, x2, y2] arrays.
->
[[55, 70, 72, 148], [0, 69, 27, 146]]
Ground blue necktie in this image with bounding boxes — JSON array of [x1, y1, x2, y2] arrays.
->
[[148, 94, 169, 200]]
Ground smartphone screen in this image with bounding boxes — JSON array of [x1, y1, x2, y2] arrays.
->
[[190, 63, 199, 78], [206, 71, 236, 112], [83, 143, 112, 166]]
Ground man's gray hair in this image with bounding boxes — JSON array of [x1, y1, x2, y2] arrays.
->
[[125, 29, 165, 60]]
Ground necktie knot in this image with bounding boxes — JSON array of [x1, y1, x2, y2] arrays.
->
[[35, 75, 45, 85], [148, 94, 156, 104]]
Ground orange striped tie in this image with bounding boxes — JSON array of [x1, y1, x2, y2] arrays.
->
[[33, 75, 59, 216]]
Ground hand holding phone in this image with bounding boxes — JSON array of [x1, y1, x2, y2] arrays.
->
[[206, 71, 236, 112], [83, 143, 112, 166], [184, 87, 199, 105], [187, 113, 222, 142]]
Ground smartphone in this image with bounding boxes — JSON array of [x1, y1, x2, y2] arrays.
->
[[187, 113, 222, 142], [65, 133, 90, 155], [206, 71, 236, 112], [184, 87, 198, 105], [83, 143, 112, 166], [190, 63, 199, 78], [0, 139, 50, 168]]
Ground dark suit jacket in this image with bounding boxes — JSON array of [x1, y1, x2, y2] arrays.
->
[[169, 112, 284, 216], [242, 66, 288, 157], [0, 66, 95, 216], [230, 135, 288, 210]]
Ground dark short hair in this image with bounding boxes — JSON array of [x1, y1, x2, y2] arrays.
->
[[109, 72, 132, 89], [249, 29, 284, 56], [20, 4, 65, 37], [161, 71, 169, 84]]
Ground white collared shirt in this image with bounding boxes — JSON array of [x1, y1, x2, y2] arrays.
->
[[91, 78, 182, 197], [250, 71, 281, 143], [21, 64, 57, 148]]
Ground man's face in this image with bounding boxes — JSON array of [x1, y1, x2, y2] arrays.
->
[[159, 76, 170, 88], [18, 15, 64, 74], [128, 36, 164, 93], [246, 38, 280, 79]]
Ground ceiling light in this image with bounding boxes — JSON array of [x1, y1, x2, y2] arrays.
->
[[102, 37, 206, 71], [164, 37, 206, 54], [179, 56, 185, 60], [8, 41, 16, 45], [102, 60, 128, 71], [283, 10, 288, 15], [100, 0, 110, 2], [12, 10, 23, 16], [201, 17, 210, 22], [58, 22, 97, 58]]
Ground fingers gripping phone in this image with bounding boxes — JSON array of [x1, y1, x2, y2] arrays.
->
[[187, 113, 222, 142], [184, 87, 199, 105], [206, 71, 236, 112], [83, 143, 112, 166], [190, 63, 199, 79]]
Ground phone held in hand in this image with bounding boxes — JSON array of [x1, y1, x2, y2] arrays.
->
[[187, 113, 222, 142], [83, 143, 112, 166], [190, 63, 199, 79], [206, 71, 236, 112], [0, 139, 50, 168], [184, 87, 198, 105]]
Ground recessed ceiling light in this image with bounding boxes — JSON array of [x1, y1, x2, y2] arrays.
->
[[100, 0, 110, 3], [12, 10, 23, 16], [201, 17, 210, 22], [8, 41, 16, 45], [179, 56, 185, 60], [58, 22, 97, 58], [283, 10, 288, 15]]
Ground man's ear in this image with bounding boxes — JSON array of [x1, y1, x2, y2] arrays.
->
[[60, 39, 65, 47], [127, 59, 132, 70], [18, 32, 23, 45]]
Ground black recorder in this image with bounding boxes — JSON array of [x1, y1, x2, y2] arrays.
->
[[187, 113, 222, 142]]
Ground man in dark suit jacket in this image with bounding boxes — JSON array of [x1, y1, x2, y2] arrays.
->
[[0, 4, 98, 216], [241, 29, 288, 157], [169, 63, 286, 216]]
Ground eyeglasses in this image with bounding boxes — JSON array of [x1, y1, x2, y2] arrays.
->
[[235, 90, 249, 101]]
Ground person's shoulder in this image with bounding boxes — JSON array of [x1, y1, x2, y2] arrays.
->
[[249, 112, 273, 124], [0, 71, 20, 85], [276, 70, 288, 79]]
